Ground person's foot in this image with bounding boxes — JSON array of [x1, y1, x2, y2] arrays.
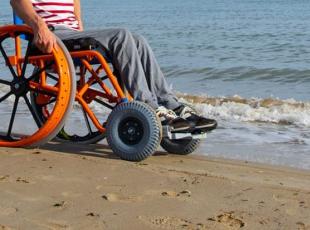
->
[[174, 105, 217, 132], [156, 106, 193, 132]]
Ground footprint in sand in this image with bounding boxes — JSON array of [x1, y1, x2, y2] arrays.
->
[[138, 216, 207, 230], [0, 207, 18, 216], [296, 222, 310, 230], [161, 190, 192, 198], [86, 212, 100, 218], [161, 191, 178, 197], [208, 211, 245, 229], [0, 225, 13, 230], [102, 193, 119, 202], [102, 193, 141, 202], [1, 175, 34, 184], [16, 177, 31, 184], [0, 175, 9, 182], [53, 201, 67, 209]]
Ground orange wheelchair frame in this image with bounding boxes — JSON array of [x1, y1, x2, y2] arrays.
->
[[0, 14, 204, 161]]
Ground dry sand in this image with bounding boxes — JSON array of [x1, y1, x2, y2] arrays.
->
[[0, 142, 309, 230]]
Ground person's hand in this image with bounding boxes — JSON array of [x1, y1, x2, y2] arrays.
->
[[33, 23, 56, 53]]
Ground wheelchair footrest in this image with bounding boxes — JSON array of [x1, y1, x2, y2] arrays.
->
[[162, 126, 207, 140]]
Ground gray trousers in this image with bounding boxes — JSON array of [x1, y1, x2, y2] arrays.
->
[[55, 28, 180, 110]]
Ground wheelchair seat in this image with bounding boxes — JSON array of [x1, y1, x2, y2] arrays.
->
[[28, 37, 111, 65], [62, 37, 112, 65]]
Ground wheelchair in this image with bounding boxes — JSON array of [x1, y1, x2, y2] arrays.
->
[[0, 14, 206, 161]]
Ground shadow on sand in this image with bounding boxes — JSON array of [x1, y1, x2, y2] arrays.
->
[[39, 141, 169, 161]]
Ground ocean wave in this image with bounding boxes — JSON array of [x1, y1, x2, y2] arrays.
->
[[178, 93, 310, 127], [165, 66, 310, 83], [1, 82, 309, 128]]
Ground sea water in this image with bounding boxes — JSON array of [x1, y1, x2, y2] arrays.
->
[[0, 0, 309, 169]]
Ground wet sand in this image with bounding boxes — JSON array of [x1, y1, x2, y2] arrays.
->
[[0, 143, 309, 230]]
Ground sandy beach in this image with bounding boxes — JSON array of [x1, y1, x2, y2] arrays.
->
[[0, 143, 309, 230]]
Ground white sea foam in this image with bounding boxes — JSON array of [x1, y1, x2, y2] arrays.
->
[[178, 94, 310, 128]]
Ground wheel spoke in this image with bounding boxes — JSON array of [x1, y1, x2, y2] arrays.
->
[[46, 72, 59, 81], [0, 92, 12, 103], [0, 79, 10, 85], [7, 96, 19, 137], [89, 75, 108, 87], [93, 98, 114, 110], [27, 62, 54, 81], [44, 97, 57, 106], [0, 43, 18, 80], [23, 95, 42, 128], [100, 75, 108, 81], [82, 108, 93, 135], [36, 97, 57, 107], [20, 36, 33, 78]]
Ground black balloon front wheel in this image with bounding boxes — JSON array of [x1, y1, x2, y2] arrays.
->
[[160, 103, 201, 155], [106, 101, 161, 161]]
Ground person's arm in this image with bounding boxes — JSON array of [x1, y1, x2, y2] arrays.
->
[[10, 0, 56, 53], [74, 0, 83, 31]]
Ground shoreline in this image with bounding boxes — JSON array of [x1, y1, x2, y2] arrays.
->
[[0, 143, 309, 229]]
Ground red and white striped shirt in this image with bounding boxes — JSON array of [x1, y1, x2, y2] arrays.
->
[[31, 0, 80, 30]]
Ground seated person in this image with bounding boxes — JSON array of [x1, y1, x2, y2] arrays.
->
[[11, 0, 217, 133]]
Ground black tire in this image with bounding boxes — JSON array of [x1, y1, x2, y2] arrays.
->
[[161, 138, 200, 155], [106, 101, 161, 161], [160, 102, 201, 155]]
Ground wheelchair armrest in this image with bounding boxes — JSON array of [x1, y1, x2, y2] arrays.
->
[[62, 37, 99, 51]]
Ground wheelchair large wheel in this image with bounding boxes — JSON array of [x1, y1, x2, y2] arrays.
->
[[106, 101, 161, 161], [160, 103, 201, 155], [30, 51, 119, 145], [0, 25, 76, 147]]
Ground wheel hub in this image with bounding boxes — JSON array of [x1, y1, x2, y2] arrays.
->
[[11, 79, 28, 96], [119, 117, 144, 145]]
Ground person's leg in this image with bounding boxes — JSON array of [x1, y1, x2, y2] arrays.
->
[[132, 33, 181, 110], [130, 33, 217, 132], [55, 28, 159, 109]]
